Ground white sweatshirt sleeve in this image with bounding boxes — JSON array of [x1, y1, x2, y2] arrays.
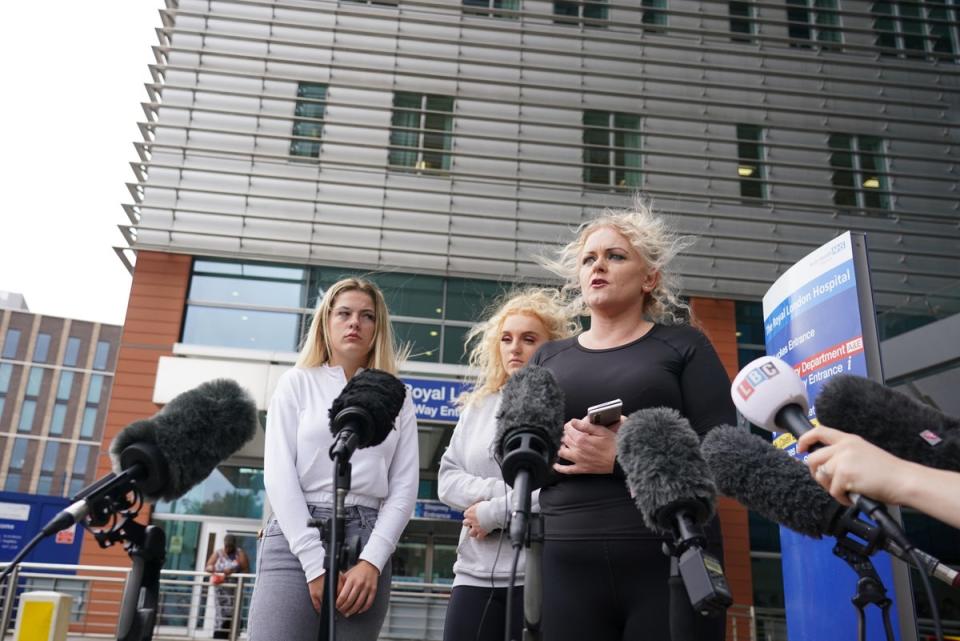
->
[[264, 371, 327, 582], [437, 403, 507, 511], [358, 394, 419, 572]]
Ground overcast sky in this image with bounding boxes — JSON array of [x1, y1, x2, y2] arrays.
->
[[0, 2, 161, 325]]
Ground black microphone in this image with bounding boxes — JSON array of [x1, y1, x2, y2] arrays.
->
[[816, 374, 960, 472], [42, 378, 259, 536], [701, 425, 960, 588], [616, 407, 733, 617], [494, 365, 565, 548], [328, 369, 407, 461]]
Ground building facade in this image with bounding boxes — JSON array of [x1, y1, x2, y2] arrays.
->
[[85, 0, 960, 636]]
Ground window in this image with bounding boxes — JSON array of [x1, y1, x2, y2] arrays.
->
[[2, 329, 21, 359], [583, 110, 642, 189], [873, 0, 957, 60], [33, 334, 51, 362], [554, 1, 608, 26], [730, 0, 756, 41], [63, 337, 81, 367], [0, 364, 11, 393], [70, 444, 95, 497], [786, 0, 842, 47], [737, 125, 766, 201], [57, 372, 74, 400], [37, 442, 60, 496], [26, 367, 43, 397], [642, 0, 668, 30], [80, 408, 98, 439], [50, 403, 68, 436], [87, 375, 104, 404], [829, 134, 890, 210], [463, 0, 520, 18], [5, 438, 28, 492], [290, 83, 327, 159], [388, 93, 455, 173], [18, 401, 36, 433], [93, 341, 110, 370]]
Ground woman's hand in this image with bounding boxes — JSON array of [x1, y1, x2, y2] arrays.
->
[[336, 560, 380, 617], [462, 503, 489, 539], [307, 575, 325, 613], [797, 425, 912, 506], [553, 416, 622, 475]]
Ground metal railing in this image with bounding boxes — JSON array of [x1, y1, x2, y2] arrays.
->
[[0, 561, 774, 640]]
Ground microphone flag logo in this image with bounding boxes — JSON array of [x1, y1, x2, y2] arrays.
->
[[736, 360, 782, 401]]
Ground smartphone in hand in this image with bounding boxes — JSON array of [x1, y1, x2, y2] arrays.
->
[[587, 399, 623, 427]]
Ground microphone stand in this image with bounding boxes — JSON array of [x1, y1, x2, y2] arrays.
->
[[521, 513, 544, 641], [832, 544, 895, 641]]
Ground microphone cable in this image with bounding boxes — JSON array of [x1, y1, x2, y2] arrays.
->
[[907, 547, 944, 641], [473, 477, 511, 641]]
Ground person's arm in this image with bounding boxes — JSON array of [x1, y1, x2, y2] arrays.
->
[[437, 402, 507, 511], [798, 425, 960, 529], [204, 551, 218, 573], [263, 372, 327, 583], [679, 330, 737, 436], [236, 549, 250, 574], [337, 394, 420, 617]]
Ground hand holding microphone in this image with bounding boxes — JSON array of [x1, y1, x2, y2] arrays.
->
[[799, 425, 960, 531]]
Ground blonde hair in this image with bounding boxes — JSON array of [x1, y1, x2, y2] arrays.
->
[[460, 288, 577, 406], [296, 278, 402, 374], [540, 197, 695, 326]]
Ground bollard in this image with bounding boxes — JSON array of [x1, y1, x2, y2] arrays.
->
[[13, 591, 72, 641]]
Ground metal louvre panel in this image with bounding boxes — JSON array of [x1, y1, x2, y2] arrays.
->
[[125, 0, 960, 312]]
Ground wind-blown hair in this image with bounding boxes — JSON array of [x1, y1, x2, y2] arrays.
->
[[296, 278, 403, 375], [539, 197, 695, 326], [460, 288, 577, 406]]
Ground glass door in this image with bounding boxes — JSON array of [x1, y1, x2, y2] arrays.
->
[[197, 521, 259, 637]]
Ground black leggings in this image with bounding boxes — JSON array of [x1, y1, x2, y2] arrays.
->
[[541, 539, 726, 641], [442, 585, 524, 641]]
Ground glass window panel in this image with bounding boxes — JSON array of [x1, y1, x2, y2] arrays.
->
[[73, 445, 92, 476], [442, 325, 472, 365], [4, 473, 21, 493], [394, 322, 442, 363], [193, 260, 242, 275], [444, 279, 509, 322], [584, 0, 609, 21], [57, 371, 74, 400], [0, 399, 5, 420], [9, 439, 28, 471], [41, 442, 60, 472], [93, 341, 110, 370], [291, 83, 326, 158], [0, 363, 11, 393], [63, 337, 81, 367], [68, 478, 85, 497], [2, 329, 21, 359], [642, 0, 666, 25], [36, 475, 52, 496], [26, 367, 43, 397], [188, 273, 306, 308], [18, 400, 36, 432], [154, 466, 265, 519], [80, 407, 98, 439], [182, 306, 301, 351], [87, 375, 104, 404], [33, 334, 51, 363], [373, 273, 444, 319], [50, 403, 68, 436]]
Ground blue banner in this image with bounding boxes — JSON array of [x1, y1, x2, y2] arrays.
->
[[414, 500, 463, 521], [0, 492, 84, 567], [762, 232, 901, 641], [402, 377, 467, 424]]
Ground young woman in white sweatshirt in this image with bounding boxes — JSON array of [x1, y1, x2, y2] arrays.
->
[[247, 278, 419, 641], [438, 289, 575, 641]]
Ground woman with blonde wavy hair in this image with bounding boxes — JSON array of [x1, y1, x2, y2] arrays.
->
[[530, 199, 736, 641], [248, 277, 419, 641], [438, 288, 575, 641]]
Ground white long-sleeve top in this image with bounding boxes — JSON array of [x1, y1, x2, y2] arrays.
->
[[264, 365, 419, 582], [437, 392, 539, 587]]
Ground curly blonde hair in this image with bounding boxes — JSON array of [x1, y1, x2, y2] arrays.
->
[[460, 288, 578, 406], [296, 278, 404, 374], [539, 197, 695, 326]]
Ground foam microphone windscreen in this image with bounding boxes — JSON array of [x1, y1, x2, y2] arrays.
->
[[701, 425, 840, 538], [616, 407, 717, 534], [110, 378, 259, 503], [494, 365, 565, 460], [815, 375, 960, 472], [328, 368, 407, 448]]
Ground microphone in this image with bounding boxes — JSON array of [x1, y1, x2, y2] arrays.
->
[[701, 425, 960, 588], [328, 369, 407, 461], [494, 365, 565, 548], [617, 408, 733, 616], [42, 378, 259, 536], [816, 374, 960, 472]]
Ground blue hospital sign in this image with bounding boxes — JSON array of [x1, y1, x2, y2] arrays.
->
[[401, 377, 467, 424]]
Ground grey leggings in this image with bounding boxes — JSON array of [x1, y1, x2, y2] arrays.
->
[[247, 505, 392, 641]]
